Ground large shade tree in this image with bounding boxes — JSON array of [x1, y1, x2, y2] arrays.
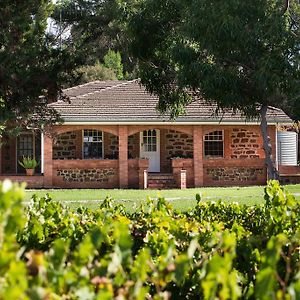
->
[[0, 0, 78, 133], [127, 0, 300, 179], [52, 0, 138, 80]]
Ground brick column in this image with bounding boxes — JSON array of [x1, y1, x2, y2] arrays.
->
[[193, 126, 204, 187], [118, 125, 128, 188], [43, 135, 53, 187], [224, 128, 231, 159]]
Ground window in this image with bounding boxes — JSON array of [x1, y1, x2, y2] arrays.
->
[[142, 130, 157, 152], [83, 130, 103, 159], [16, 132, 41, 174], [204, 130, 224, 157], [17, 134, 34, 157]]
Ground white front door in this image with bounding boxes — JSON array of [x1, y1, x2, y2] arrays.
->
[[140, 129, 160, 172]]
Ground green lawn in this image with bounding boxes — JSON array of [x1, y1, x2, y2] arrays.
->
[[24, 184, 300, 211]]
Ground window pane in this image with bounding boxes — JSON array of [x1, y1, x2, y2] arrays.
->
[[83, 130, 103, 159], [204, 131, 224, 157], [142, 130, 158, 152]]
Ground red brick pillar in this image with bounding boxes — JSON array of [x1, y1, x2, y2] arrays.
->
[[138, 159, 149, 189], [43, 135, 53, 187], [119, 126, 128, 188], [193, 126, 204, 187]]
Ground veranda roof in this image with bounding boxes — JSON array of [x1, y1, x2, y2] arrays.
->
[[49, 80, 291, 124]]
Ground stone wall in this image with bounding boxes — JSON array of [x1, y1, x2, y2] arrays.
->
[[230, 128, 260, 159], [53, 131, 78, 159], [165, 130, 193, 158], [57, 168, 116, 182], [52, 158, 119, 188], [128, 133, 139, 159], [103, 133, 139, 159], [206, 167, 263, 182], [104, 133, 119, 159]]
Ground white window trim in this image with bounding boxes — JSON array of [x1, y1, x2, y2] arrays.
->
[[203, 130, 224, 158], [16, 132, 36, 173], [82, 129, 104, 159]]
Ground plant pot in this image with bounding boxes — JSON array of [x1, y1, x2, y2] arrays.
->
[[26, 169, 35, 176]]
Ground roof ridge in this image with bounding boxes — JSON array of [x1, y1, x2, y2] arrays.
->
[[63, 80, 103, 92], [77, 79, 139, 99]]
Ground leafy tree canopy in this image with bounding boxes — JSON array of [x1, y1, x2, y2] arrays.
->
[[104, 49, 124, 79], [0, 0, 79, 133], [52, 0, 137, 80], [128, 0, 300, 120], [127, 0, 300, 178], [73, 62, 118, 84]]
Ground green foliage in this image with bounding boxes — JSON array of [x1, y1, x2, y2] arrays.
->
[[0, 0, 77, 130], [126, 0, 300, 180], [52, 0, 137, 80], [128, 0, 300, 121], [18, 156, 39, 170], [104, 50, 124, 80], [74, 63, 117, 84], [0, 180, 300, 299]]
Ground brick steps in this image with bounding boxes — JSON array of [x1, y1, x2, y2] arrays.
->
[[147, 173, 177, 189]]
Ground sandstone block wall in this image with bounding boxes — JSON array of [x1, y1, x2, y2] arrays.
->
[[165, 130, 193, 158], [206, 167, 263, 182], [53, 131, 79, 159], [57, 168, 116, 182], [128, 133, 139, 159], [161, 129, 194, 173], [104, 133, 119, 159], [230, 128, 261, 159]]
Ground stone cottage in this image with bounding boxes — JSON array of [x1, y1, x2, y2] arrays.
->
[[0, 80, 296, 188]]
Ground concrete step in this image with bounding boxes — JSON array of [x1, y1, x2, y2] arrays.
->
[[147, 173, 177, 189], [147, 183, 177, 189], [148, 173, 174, 180]]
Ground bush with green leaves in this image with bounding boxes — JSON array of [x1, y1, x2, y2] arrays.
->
[[18, 156, 38, 170], [0, 180, 299, 299]]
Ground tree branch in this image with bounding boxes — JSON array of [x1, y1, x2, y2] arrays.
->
[[282, 0, 290, 15]]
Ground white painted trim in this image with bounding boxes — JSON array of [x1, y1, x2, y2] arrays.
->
[[203, 129, 225, 158], [16, 132, 35, 174], [140, 129, 160, 172], [41, 132, 44, 174], [59, 121, 283, 126], [275, 127, 278, 170], [82, 129, 104, 159]]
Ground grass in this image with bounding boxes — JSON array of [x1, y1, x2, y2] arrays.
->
[[24, 184, 300, 211]]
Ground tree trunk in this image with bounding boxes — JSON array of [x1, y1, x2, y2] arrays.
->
[[260, 105, 279, 181]]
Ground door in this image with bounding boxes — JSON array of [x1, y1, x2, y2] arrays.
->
[[140, 129, 160, 172]]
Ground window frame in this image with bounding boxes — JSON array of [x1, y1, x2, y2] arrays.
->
[[82, 129, 104, 159], [203, 130, 224, 158], [16, 132, 35, 173], [141, 129, 158, 152]]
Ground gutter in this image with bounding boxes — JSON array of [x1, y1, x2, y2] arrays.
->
[[59, 121, 289, 126]]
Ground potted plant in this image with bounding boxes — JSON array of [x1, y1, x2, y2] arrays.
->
[[18, 156, 38, 176]]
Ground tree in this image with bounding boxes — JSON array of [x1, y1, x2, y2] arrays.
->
[[52, 0, 137, 80], [0, 0, 77, 133], [73, 62, 118, 84], [127, 0, 300, 180], [104, 50, 124, 79]]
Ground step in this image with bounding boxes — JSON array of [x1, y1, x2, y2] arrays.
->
[[147, 183, 177, 189], [148, 174, 174, 180], [147, 173, 177, 189]]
